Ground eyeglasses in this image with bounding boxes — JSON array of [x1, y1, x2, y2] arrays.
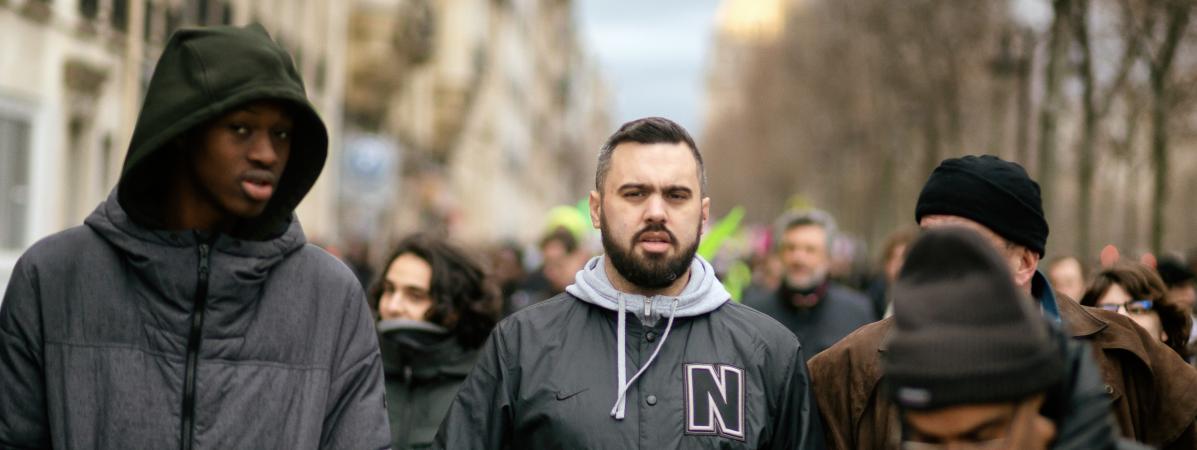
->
[[1098, 299, 1155, 315]]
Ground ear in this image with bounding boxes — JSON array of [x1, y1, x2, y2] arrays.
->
[[1013, 247, 1039, 288], [701, 197, 710, 228], [589, 190, 602, 229]]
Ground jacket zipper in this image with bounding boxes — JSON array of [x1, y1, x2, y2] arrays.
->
[[180, 243, 210, 450], [643, 297, 653, 322]]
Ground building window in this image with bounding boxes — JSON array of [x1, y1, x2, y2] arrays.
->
[[143, 0, 155, 41], [111, 0, 129, 31], [79, 0, 100, 20], [197, 0, 210, 25], [0, 114, 31, 250]]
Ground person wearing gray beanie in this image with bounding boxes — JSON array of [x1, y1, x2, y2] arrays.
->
[[884, 228, 1085, 449], [885, 228, 1064, 411], [808, 154, 1197, 450]]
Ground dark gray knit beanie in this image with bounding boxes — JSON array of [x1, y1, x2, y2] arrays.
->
[[884, 227, 1064, 410]]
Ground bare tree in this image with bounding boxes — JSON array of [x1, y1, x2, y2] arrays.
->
[[1070, 0, 1139, 262], [1140, 0, 1192, 253], [1037, 0, 1073, 202]]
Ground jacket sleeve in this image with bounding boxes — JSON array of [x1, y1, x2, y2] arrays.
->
[[434, 325, 513, 449], [319, 284, 391, 450], [0, 258, 51, 449], [768, 343, 826, 450]]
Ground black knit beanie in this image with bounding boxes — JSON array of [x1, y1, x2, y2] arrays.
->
[[884, 227, 1064, 410], [915, 155, 1049, 257], [1158, 257, 1196, 287]]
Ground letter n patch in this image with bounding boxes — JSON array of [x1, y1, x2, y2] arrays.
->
[[684, 363, 745, 441]]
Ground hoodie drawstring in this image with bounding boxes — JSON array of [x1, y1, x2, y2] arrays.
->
[[611, 297, 680, 420]]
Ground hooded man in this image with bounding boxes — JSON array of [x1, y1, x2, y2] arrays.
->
[[0, 25, 390, 449], [808, 155, 1197, 449], [886, 227, 1126, 450], [434, 117, 824, 449]]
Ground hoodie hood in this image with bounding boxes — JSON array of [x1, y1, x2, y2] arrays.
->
[[118, 23, 328, 240], [566, 254, 729, 324], [565, 254, 730, 420], [377, 319, 476, 381]]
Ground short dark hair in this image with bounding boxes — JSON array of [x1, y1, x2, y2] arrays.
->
[[539, 226, 578, 254], [1080, 262, 1190, 359], [369, 233, 501, 349], [595, 117, 706, 195]]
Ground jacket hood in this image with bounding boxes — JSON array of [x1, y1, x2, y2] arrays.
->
[[118, 23, 328, 240], [566, 254, 729, 324], [565, 254, 730, 420], [377, 319, 475, 380], [87, 190, 306, 265]]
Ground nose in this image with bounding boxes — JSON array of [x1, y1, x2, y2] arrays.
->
[[644, 194, 667, 224], [247, 133, 281, 168], [379, 292, 403, 320]]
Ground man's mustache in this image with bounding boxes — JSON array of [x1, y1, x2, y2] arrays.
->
[[632, 223, 677, 245]]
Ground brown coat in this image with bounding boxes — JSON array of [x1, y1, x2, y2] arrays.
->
[[808, 295, 1197, 449]]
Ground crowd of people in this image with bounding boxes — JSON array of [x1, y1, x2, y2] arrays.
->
[[4, 23, 1197, 450]]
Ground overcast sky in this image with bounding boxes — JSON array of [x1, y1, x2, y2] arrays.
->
[[575, 0, 723, 137]]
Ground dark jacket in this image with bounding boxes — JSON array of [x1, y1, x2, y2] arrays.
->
[[808, 275, 1197, 449], [379, 320, 478, 450], [434, 292, 824, 449], [742, 281, 875, 360], [0, 24, 390, 449]]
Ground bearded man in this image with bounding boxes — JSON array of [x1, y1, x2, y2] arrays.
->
[[434, 117, 824, 449]]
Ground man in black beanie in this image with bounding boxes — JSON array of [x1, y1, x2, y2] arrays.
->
[[886, 227, 1118, 449], [809, 154, 1197, 450]]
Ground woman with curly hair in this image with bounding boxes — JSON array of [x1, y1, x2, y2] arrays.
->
[[1080, 262, 1191, 360], [369, 234, 501, 449]]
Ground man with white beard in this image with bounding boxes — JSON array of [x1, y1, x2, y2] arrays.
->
[[742, 210, 875, 360]]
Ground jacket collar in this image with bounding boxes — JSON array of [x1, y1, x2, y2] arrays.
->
[[1031, 271, 1062, 323], [1055, 292, 1107, 338]]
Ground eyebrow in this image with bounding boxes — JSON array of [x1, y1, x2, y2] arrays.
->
[[617, 183, 694, 193]]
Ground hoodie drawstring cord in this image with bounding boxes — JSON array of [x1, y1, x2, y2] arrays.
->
[[613, 295, 628, 418], [611, 297, 680, 420]]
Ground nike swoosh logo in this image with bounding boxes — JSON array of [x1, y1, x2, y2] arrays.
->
[[555, 388, 589, 401]]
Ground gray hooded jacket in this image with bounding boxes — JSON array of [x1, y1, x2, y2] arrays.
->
[[434, 255, 825, 449], [0, 24, 389, 450]]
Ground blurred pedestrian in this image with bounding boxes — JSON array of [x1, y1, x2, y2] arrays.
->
[[1080, 262, 1192, 360], [809, 155, 1197, 449], [1048, 255, 1088, 302], [864, 226, 918, 319], [505, 226, 588, 314], [435, 117, 824, 448], [487, 240, 526, 305], [886, 227, 1122, 450], [343, 238, 375, 291], [742, 209, 874, 359], [0, 24, 389, 448], [370, 234, 501, 449], [1158, 257, 1197, 360]]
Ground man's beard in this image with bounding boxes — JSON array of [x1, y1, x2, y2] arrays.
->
[[601, 215, 700, 290], [785, 267, 828, 291]]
